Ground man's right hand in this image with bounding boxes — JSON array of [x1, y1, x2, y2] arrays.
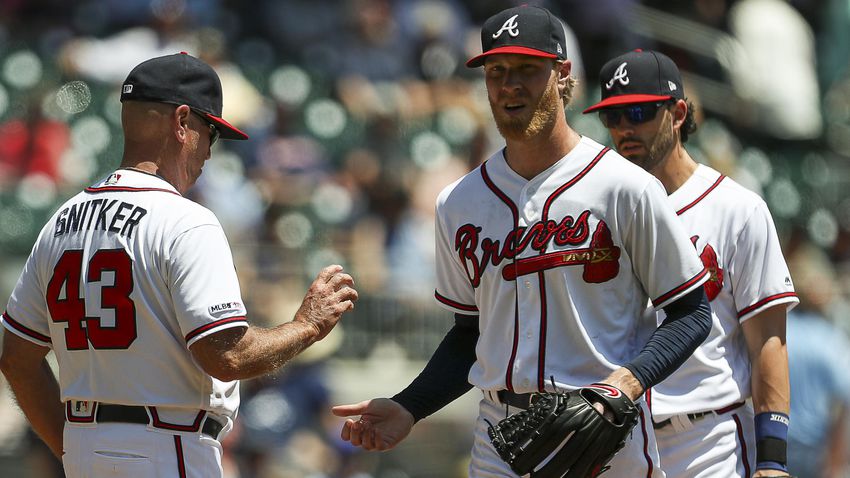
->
[[332, 398, 415, 451], [295, 265, 358, 341]]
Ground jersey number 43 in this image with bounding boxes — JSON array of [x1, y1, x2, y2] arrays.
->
[[46, 249, 137, 350]]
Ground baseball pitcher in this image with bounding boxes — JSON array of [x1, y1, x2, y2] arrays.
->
[[334, 7, 713, 478]]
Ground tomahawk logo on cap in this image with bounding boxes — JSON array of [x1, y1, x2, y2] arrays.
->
[[466, 5, 567, 68], [584, 49, 684, 113]]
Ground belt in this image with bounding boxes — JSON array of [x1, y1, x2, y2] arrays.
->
[[496, 390, 535, 410], [69, 403, 224, 440], [652, 401, 746, 429]]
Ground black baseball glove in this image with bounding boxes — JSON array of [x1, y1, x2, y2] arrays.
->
[[487, 383, 639, 478]]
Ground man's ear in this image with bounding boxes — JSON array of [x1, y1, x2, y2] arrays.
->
[[556, 60, 573, 100], [174, 104, 192, 143], [557, 60, 572, 86], [671, 100, 687, 130]]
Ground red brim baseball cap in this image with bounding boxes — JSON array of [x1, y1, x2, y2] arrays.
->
[[582, 94, 675, 113], [466, 6, 567, 68], [466, 46, 558, 68], [120, 52, 248, 140], [583, 49, 684, 114]]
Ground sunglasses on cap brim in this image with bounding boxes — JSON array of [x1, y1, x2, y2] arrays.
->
[[598, 101, 672, 128]]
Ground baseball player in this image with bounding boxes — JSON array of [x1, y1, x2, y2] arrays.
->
[[0, 53, 358, 478], [584, 49, 798, 477], [333, 7, 713, 477]]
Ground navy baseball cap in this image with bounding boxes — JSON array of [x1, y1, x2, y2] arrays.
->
[[120, 52, 248, 140], [466, 5, 567, 68], [583, 49, 684, 113]]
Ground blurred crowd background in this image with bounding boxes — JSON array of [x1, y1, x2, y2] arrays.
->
[[1, 0, 850, 477]]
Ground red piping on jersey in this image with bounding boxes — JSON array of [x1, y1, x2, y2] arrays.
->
[[481, 159, 520, 391], [434, 291, 478, 312], [536, 271, 548, 391], [541, 147, 611, 218], [737, 292, 798, 319], [676, 174, 726, 216], [652, 268, 709, 307], [638, 407, 654, 477], [733, 413, 751, 477], [2, 312, 52, 344], [184, 316, 247, 343], [85, 186, 181, 196], [174, 435, 187, 478], [536, 147, 610, 390]]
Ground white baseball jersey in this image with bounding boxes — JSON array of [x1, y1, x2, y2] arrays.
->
[[434, 136, 708, 393], [651, 164, 799, 419], [2, 169, 248, 418]]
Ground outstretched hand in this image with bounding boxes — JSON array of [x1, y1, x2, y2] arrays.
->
[[332, 398, 415, 451], [295, 265, 358, 341]]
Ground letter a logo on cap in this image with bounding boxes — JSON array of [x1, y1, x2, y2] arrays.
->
[[605, 62, 630, 89], [492, 14, 520, 39]]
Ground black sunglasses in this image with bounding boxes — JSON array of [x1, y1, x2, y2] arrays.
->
[[598, 101, 671, 128], [191, 110, 220, 146]]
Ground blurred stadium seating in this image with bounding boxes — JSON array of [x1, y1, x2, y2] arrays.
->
[[1, 1, 849, 476]]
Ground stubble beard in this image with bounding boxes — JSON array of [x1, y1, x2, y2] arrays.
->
[[624, 113, 676, 173], [645, 113, 676, 173], [492, 77, 561, 142]]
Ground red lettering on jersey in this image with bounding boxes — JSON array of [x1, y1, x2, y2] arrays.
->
[[690, 236, 723, 301], [46, 249, 137, 350], [455, 213, 618, 286]]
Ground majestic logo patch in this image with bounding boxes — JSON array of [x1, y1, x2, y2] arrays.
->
[[492, 14, 520, 39], [208, 301, 243, 316], [455, 211, 620, 287], [691, 236, 723, 301], [606, 62, 630, 89]]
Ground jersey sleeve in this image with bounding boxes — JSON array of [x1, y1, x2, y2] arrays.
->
[[625, 180, 708, 309], [730, 200, 799, 322], [433, 201, 479, 314], [167, 221, 248, 347], [3, 237, 52, 347]]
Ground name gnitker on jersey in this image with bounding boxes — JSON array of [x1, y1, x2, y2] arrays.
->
[[53, 195, 147, 239], [1, 52, 358, 478]]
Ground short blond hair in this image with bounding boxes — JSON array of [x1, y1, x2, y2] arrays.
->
[[562, 75, 577, 106], [554, 60, 577, 106]]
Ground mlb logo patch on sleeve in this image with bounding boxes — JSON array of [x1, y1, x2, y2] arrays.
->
[[208, 301, 244, 317]]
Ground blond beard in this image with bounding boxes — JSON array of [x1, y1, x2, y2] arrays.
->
[[492, 76, 562, 141]]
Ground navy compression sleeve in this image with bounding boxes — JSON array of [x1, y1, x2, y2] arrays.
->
[[624, 287, 711, 390], [391, 314, 478, 422]]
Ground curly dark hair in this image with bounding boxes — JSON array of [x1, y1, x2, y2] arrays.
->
[[679, 98, 697, 143]]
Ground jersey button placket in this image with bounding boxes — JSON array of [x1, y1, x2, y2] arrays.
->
[[515, 182, 544, 393]]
